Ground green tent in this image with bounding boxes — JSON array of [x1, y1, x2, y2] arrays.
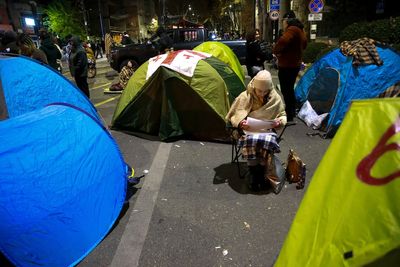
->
[[193, 41, 245, 84], [112, 50, 245, 141]]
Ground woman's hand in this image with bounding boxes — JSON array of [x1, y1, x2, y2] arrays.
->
[[239, 120, 250, 130], [272, 119, 281, 128]]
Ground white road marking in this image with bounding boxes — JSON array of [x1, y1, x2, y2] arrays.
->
[[111, 142, 172, 267]]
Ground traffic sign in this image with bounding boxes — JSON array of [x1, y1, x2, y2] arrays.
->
[[308, 13, 323, 21], [269, 10, 279, 20], [270, 0, 280, 11], [308, 0, 324, 13]]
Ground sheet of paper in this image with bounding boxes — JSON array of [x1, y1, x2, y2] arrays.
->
[[243, 117, 275, 134]]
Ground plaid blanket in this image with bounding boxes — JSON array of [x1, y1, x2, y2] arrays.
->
[[238, 132, 280, 160], [340, 38, 383, 66]]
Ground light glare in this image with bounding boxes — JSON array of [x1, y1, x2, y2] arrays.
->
[[25, 18, 35, 26]]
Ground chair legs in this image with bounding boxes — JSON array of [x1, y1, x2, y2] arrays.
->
[[231, 139, 245, 178]]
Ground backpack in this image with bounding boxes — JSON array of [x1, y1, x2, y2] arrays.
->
[[285, 149, 306, 189]]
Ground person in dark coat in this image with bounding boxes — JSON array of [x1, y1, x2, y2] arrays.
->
[[245, 29, 266, 78], [273, 11, 307, 121], [68, 36, 89, 98], [95, 41, 103, 58], [39, 29, 61, 71]]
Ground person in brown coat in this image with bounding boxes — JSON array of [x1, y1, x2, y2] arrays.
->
[[273, 11, 307, 121], [104, 33, 114, 61]]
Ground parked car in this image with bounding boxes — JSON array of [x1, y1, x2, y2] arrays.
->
[[109, 28, 247, 72]]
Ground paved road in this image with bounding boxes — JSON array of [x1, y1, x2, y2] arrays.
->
[[72, 59, 331, 267], [5, 59, 332, 266]]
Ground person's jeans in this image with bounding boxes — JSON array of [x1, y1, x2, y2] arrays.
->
[[278, 67, 300, 121]]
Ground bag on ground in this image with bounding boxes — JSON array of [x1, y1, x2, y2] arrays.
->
[[285, 149, 306, 189]]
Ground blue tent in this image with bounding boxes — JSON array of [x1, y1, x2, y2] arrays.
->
[[0, 55, 99, 120], [295, 45, 400, 136], [0, 104, 127, 266], [0, 55, 128, 266]]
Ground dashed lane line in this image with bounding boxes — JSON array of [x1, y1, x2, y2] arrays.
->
[[90, 82, 112, 91], [94, 96, 120, 107]]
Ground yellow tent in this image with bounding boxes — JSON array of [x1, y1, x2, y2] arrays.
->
[[193, 41, 245, 84], [275, 98, 400, 266]]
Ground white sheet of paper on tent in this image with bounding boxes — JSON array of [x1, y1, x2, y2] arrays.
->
[[243, 117, 275, 134]]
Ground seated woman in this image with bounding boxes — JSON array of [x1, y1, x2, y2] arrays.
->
[[109, 60, 135, 91], [226, 70, 287, 193]]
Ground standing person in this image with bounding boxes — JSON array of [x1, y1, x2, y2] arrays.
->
[[273, 11, 307, 121], [104, 33, 113, 60], [52, 36, 63, 72], [69, 36, 89, 98], [39, 29, 61, 71], [95, 40, 103, 58], [17, 33, 48, 64], [83, 42, 95, 62], [245, 29, 266, 78]]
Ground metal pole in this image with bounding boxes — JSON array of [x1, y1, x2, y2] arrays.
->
[[253, 0, 256, 29], [80, 0, 89, 40], [162, 0, 166, 26], [5, 0, 16, 31], [98, 0, 104, 37]]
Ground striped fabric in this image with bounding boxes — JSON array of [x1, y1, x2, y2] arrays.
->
[[119, 66, 134, 88], [238, 132, 280, 160], [340, 38, 383, 66], [379, 82, 400, 98]]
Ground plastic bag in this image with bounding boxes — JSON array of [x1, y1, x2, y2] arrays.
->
[[297, 100, 328, 129], [265, 154, 286, 194]]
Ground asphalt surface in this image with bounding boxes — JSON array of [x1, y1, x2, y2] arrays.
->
[[2, 58, 332, 267]]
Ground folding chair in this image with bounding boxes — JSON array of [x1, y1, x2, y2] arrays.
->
[[227, 122, 294, 179]]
